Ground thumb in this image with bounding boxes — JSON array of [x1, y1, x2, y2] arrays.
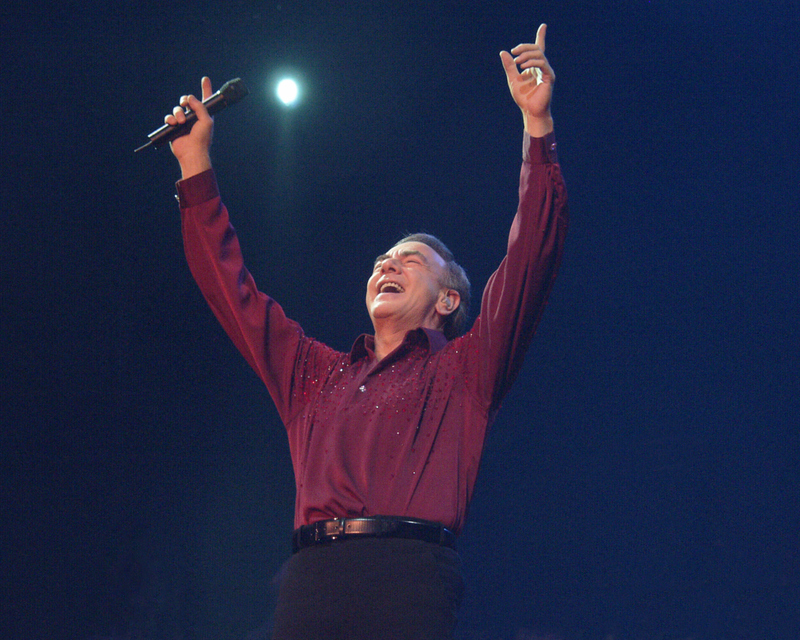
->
[[499, 50, 519, 82]]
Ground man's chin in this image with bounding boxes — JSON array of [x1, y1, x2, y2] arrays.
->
[[370, 305, 394, 319], [369, 299, 401, 320]]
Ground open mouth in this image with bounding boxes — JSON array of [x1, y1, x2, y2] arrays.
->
[[378, 281, 405, 294]]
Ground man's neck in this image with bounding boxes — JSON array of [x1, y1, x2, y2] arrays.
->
[[372, 313, 444, 361], [372, 327, 408, 362]]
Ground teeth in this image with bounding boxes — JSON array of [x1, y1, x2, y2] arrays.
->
[[380, 282, 404, 294]]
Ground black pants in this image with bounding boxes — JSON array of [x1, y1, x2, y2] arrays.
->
[[272, 537, 464, 639]]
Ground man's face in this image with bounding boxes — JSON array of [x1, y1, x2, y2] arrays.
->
[[366, 241, 448, 331]]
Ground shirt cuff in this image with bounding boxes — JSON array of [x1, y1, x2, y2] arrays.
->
[[175, 169, 219, 208], [523, 131, 558, 165]]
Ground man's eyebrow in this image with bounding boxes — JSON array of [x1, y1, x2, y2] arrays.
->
[[399, 249, 428, 263], [375, 249, 428, 264], [373, 250, 429, 266]]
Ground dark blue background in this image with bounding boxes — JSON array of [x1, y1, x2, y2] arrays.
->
[[3, 1, 798, 638]]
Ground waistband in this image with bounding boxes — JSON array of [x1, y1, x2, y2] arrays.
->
[[292, 516, 457, 553]]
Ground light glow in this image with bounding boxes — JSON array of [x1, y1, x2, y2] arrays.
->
[[276, 78, 299, 105]]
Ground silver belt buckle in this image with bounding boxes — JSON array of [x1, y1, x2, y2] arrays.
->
[[322, 518, 346, 541]]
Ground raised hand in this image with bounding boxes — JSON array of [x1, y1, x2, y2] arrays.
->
[[500, 24, 555, 137], [166, 76, 215, 179]]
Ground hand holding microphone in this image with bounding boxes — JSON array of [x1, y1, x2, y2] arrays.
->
[[164, 77, 215, 178], [136, 76, 249, 179]]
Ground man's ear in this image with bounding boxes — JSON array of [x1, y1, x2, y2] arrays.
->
[[436, 290, 461, 317]]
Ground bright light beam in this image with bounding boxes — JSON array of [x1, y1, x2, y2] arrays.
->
[[276, 78, 299, 106]]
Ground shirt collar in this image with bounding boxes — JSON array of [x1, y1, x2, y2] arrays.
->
[[349, 327, 448, 364]]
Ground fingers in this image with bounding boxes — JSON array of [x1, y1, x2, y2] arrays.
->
[[509, 44, 546, 68], [163, 77, 214, 126], [165, 99, 186, 127], [510, 23, 546, 54], [508, 48, 548, 84], [507, 27, 554, 85], [201, 76, 213, 101]]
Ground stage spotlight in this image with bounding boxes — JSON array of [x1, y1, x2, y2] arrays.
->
[[276, 78, 299, 106]]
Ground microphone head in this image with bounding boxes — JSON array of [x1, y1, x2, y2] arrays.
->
[[218, 78, 249, 106]]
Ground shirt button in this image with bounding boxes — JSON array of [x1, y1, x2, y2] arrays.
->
[[359, 385, 366, 392]]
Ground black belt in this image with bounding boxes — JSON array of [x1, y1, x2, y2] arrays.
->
[[292, 516, 457, 553]]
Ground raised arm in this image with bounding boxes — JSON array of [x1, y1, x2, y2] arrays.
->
[[168, 78, 340, 425], [461, 25, 567, 412]]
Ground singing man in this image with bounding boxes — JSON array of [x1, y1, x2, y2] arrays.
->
[[165, 23, 567, 639]]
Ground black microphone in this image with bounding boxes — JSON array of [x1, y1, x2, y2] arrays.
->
[[134, 78, 249, 153]]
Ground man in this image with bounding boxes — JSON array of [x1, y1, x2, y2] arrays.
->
[[167, 23, 567, 640]]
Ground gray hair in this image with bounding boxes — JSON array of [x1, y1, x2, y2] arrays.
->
[[393, 233, 471, 340]]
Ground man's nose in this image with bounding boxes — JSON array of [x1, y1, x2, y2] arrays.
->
[[381, 257, 401, 273]]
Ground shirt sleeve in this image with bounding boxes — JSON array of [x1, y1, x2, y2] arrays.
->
[[463, 132, 569, 413], [176, 170, 339, 424]]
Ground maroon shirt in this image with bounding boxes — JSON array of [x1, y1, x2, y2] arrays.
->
[[176, 132, 568, 534]]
